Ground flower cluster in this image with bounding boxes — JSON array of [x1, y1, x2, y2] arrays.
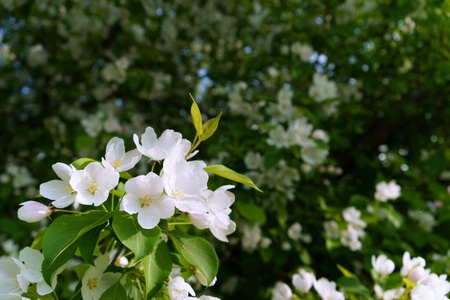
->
[[4, 115, 252, 299], [324, 206, 366, 251]]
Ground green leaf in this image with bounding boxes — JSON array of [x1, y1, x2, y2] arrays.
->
[[384, 205, 404, 228], [78, 224, 105, 265], [143, 240, 172, 299], [71, 158, 97, 170], [42, 211, 113, 284], [379, 273, 404, 290], [204, 164, 262, 192], [168, 230, 219, 285], [112, 211, 161, 261], [236, 202, 266, 225], [190, 93, 203, 135], [120, 171, 133, 180], [22, 284, 55, 299], [99, 282, 128, 299], [336, 277, 370, 296], [31, 229, 46, 251], [199, 112, 222, 142], [337, 264, 357, 278]]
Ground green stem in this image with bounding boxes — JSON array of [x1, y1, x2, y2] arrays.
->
[[151, 160, 157, 173], [53, 209, 81, 214], [52, 289, 60, 300], [111, 190, 115, 211], [168, 222, 192, 226]]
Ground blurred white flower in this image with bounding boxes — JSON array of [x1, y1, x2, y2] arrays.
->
[[314, 278, 344, 300], [244, 151, 264, 170], [292, 269, 315, 293], [272, 282, 292, 300], [374, 284, 405, 300], [375, 180, 401, 202], [167, 276, 196, 300], [287, 222, 302, 240], [371, 254, 395, 276], [400, 252, 426, 277]]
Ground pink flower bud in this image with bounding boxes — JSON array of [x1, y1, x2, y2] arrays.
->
[[18, 201, 50, 223]]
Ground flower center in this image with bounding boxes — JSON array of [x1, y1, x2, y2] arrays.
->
[[87, 277, 99, 289], [65, 184, 76, 194], [140, 194, 152, 207], [87, 181, 98, 195], [112, 158, 123, 169], [173, 188, 184, 200]]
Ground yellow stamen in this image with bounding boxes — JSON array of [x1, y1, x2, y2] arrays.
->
[[140, 194, 152, 207], [87, 181, 98, 195], [87, 277, 99, 289], [112, 158, 123, 169], [173, 188, 185, 200], [65, 184, 76, 194]]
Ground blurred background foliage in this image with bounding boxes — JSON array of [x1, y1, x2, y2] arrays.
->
[[0, 0, 449, 299]]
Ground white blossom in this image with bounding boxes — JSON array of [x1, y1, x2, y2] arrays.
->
[[272, 282, 292, 300], [163, 144, 208, 214], [374, 284, 405, 300], [301, 140, 328, 166], [81, 255, 121, 300], [371, 254, 395, 276], [314, 278, 344, 300], [39, 163, 78, 208], [70, 162, 119, 206], [104, 137, 141, 172], [189, 186, 236, 242], [122, 172, 175, 229], [12, 247, 58, 295], [167, 276, 196, 300], [374, 180, 401, 202], [0, 257, 24, 296], [133, 126, 188, 161], [244, 151, 264, 170], [292, 269, 315, 293], [400, 252, 426, 277], [287, 223, 302, 240]]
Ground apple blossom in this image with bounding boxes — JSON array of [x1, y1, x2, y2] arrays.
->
[[287, 222, 302, 240], [301, 140, 328, 166], [400, 251, 426, 277], [371, 254, 395, 276], [292, 269, 315, 293], [167, 276, 196, 300], [189, 185, 236, 242], [271, 282, 292, 300], [0, 257, 24, 296], [122, 172, 175, 229], [374, 180, 401, 202], [163, 144, 208, 214], [81, 255, 121, 300], [104, 137, 141, 172], [39, 162, 78, 208], [194, 269, 217, 287], [408, 266, 430, 283], [70, 161, 119, 206], [342, 206, 366, 228], [374, 285, 405, 300], [313, 278, 344, 300], [133, 126, 189, 161], [17, 201, 50, 223], [12, 247, 59, 295]]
